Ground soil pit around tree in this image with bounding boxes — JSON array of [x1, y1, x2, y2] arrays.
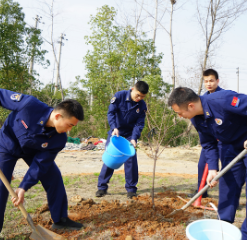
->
[[7, 188, 219, 240]]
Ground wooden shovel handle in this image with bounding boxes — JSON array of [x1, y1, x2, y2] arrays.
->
[[0, 169, 28, 218]]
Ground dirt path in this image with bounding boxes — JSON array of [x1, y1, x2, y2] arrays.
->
[[13, 146, 201, 178]]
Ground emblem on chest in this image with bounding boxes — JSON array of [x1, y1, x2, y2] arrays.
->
[[41, 142, 48, 148], [215, 118, 223, 125]]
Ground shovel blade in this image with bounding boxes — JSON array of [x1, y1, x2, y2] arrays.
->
[[30, 225, 65, 240]]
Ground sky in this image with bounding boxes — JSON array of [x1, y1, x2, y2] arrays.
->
[[16, 0, 247, 94]]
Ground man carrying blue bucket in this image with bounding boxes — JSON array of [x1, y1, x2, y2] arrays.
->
[[96, 81, 149, 199]]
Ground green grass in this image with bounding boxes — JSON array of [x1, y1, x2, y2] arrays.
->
[[63, 175, 83, 186], [63, 176, 70, 185], [158, 179, 163, 184], [25, 193, 38, 199], [236, 210, 244, 218], [110, 174, 125, 184], [94, 173, 100, 176], [33, 185, 43, 191], [26, 206, 37, 213], [91, 178, 97, 183], [11, 237, 29, 240], [11, 179, 21, 188]]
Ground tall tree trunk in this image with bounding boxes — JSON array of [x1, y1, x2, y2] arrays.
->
[[170, 2, 175, 90], [152, 0, 158, 57], [197, 3, 215, 95]]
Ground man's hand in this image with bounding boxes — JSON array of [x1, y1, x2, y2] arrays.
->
[[11, 188, 25, 207], [207, 170, 218, 188], [112, 128, 119, 137], [244, 140, 247, 149], [130, 139, 137, 148]]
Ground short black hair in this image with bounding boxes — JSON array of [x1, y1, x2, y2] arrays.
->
[[135, 81, 149, 94], [168, 87, 200, 108], [55, 99, 84, 121], [203, 69, 219, 80]]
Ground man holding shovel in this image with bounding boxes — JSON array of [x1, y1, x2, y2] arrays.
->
[[188, 69, 223, 199], [0, 89, 84, 233], [96, 81, 149, 199], [168, 87, 247, 239]]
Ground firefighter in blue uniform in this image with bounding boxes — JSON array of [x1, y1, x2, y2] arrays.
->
[[188, 69, 223, 199], [96, 81, 149, 199], [0, 89, 84, 232], [168, 87, 247, 239]]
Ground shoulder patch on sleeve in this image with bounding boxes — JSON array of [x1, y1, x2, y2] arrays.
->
[[10, 93, 22, 102], [231, 96, 240, 107], [110, 97, 116, 103]]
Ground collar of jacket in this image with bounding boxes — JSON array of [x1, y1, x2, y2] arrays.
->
[[205, 86, 223, 95], [125, 90, 132, 101], [37, 107, 53, 127], [200, 96, 212, 119]]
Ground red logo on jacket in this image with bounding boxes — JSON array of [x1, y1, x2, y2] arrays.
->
[[231, 97, 240, 107]]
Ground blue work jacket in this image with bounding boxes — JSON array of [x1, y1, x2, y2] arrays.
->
[[107, 90, 147, 141], [0, 89, 67, 191], [191, 90, 247, 170]]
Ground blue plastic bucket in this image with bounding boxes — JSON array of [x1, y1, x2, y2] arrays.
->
[[102, 136, 136, 169], [186, 219, 242, 240]]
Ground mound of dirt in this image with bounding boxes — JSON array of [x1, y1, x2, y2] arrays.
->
[[16, 188, 217, 240]]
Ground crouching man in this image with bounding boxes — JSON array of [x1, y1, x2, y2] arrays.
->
[[0, 88, 84, 232]]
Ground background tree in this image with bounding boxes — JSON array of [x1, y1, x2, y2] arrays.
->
[[0, 0, 49, 125], [144, 105, 199, 207], [32, 82, 66, 106], [134, 0, 179, 89], [0, 0, 49, 92], [196, 0, 247, 95], [67, 76, 91, 138]]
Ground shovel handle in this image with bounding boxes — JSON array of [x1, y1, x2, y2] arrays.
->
[[181, 148, 247, 211], [0, 170, 47, 240], [0, 169, 28, 218]]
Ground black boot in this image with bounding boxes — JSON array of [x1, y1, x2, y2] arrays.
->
[[96, 189, 107, 197], [127, 192, 137, 199], [51, 217, 83, 230]]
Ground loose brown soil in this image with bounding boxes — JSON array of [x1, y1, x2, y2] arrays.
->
[[7, 188, 219, 240]]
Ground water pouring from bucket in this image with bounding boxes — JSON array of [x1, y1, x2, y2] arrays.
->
[[102, 136, 136, 169]]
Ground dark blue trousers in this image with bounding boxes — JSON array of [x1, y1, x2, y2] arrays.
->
[[218, 145, 247, 239], [97, 135, 138, 193], [0, 147, 68, 232]]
